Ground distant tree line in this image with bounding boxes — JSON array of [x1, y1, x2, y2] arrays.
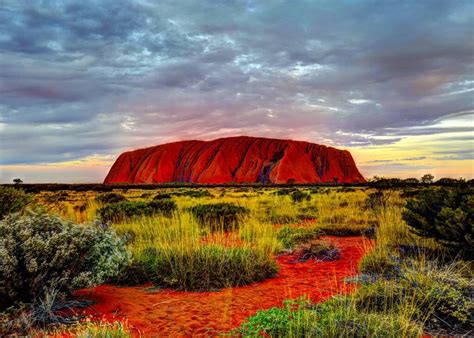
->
[[368, 174, 472, 189]]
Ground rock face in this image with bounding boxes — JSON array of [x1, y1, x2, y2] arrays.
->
[[104, 136, 366, 184]]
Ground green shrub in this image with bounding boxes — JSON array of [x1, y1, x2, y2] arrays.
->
[[277, 226, 321, 249], [233, 297, 422, 337], [173, 190, 213, 198], [129, 245, 278, 291], [98, 200, 177, 223], [290, 190, 311, 203], [153, 193, 172, 200], [232, 297, 316, 337], [0, 212, 130, 308], [402, 187, 473, 257], [0, 186, 31, 220], [95, 192, 126, 204], [187, 203, 249, 231]]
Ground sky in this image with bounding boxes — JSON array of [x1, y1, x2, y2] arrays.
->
[[0, 0, 473, 183]]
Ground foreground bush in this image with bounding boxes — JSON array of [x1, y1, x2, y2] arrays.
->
[[0, 186, 31, 220], [0, 212, 130, 308], [98, 200, 177, 223], [96, 192, 127, 204], [188, 203, 249, 231], [402, 186, 473, 257], [354, 263, 473, 334], [233, 297, 422, 337], [127, 245, 278, 291]]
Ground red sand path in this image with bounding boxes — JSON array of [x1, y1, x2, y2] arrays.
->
[[76, 236, 372, 336]]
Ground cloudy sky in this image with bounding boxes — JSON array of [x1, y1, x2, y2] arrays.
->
[[1, 0, 473, 183]]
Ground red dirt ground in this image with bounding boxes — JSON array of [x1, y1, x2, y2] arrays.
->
[[76, 236, 372, 336]]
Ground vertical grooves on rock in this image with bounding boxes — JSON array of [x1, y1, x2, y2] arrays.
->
[[104, 136, 366, 184]]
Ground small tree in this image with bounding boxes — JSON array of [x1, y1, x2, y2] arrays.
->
[[402, 187, 473, 258], [421, 174, 434, 184], [12, 178, 23, 185]]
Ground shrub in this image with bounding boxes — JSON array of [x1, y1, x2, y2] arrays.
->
[[95, 192, 126, 204], [277, 226, 321, 249], [153, 193, 172, 200], [402, 187, 473, 257], [187, 203, 249, 231], [294, 240, 341, 262], [173, 190, 213, 198], [98, 200, 177, 223], [130, 245, 278, 291], [0, 186, 31, 220], [365, 190, 389, 211], [290, 190, 311, 203], [0, 212, 130, 308]]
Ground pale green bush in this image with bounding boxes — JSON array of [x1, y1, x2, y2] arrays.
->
[[0, 212, 130, 308]]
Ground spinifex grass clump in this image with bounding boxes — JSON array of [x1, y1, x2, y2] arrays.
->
[[95, 192, 127, 204], [188, 202, 249, 231], [114, 214, 278, 290], [402, 186, 473, 258], [98, 200, 177, 223], [137, 244, 278, 291], [0, 186, 31, 220], [0, 212, 130, 309]]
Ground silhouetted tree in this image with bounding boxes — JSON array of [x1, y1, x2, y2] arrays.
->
[[421, 174, 434, 184], [13, 178, 23, 185]]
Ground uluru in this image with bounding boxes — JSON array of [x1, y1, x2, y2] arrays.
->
[[104, 136, 365, 184]]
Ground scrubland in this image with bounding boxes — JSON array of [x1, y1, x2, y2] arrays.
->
[[0, 184, 472, 337]]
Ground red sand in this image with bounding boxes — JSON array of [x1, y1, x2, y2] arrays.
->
[[76, 236, 372, 336]]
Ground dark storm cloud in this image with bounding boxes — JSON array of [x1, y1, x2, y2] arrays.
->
[[1, 0, 473, 167]]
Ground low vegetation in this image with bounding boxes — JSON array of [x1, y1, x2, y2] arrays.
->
[[98, 200, 177, 222], [187, 202, 249, 231], [0, 186, 31, 220], [1, 180, 472, 336], [96, 192, 127, 204]]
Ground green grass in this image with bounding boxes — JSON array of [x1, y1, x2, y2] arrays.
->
[[24, 186, 473, 336], [232, 297, 423, 337]]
